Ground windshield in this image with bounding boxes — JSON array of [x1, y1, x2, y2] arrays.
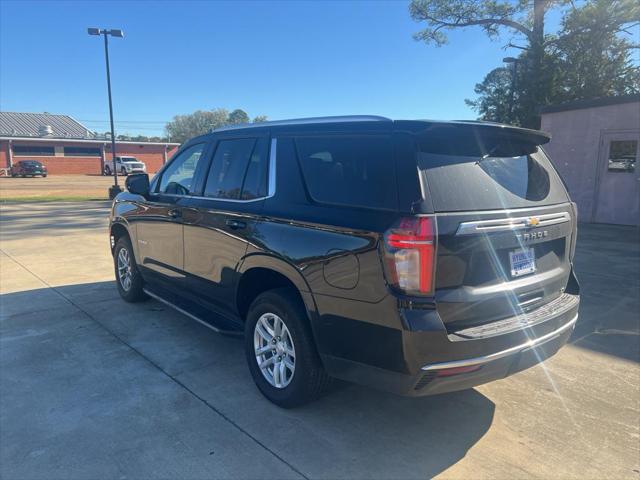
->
[[120, 157, 138, 163]]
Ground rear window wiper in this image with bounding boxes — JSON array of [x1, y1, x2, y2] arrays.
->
[[476, 145, 501, 165]]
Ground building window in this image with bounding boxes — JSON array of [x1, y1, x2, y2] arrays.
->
[[64, 146, 102, 157], [608, 140, 637, 173], [13, 145, 55, 156]]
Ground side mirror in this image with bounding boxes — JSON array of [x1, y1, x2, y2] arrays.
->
[[125, 173, 150, 197]]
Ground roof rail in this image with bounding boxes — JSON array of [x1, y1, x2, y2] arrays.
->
[[209, 115, 391, 133]]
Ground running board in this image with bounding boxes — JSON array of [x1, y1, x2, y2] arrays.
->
[[143, 288, 243, 337]]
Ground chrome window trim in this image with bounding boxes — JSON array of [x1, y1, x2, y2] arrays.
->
[[268, 138, 277, 197], [456, 211, 571, 236], [421, 314, 578, 371], [189, 194, 267, 204]]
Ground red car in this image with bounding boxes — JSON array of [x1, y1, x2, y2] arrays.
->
[[11, 160, 47, 177]]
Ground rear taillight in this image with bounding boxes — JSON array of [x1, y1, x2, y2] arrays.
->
[[383, 216, 436, 296]]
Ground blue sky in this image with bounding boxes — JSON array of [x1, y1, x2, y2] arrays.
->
[[1, 0, 557, 137]]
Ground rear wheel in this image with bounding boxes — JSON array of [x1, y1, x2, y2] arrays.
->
[[244, 288, 330, 408], [104, 165, 112, 176], [114, 236, 146, 302], [121, 167, 127, 176]]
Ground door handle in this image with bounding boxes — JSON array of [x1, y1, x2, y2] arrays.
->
[[168, 208, 182, 219], [225, 219, 246, 230]]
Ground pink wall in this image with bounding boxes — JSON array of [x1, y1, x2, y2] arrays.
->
[[541, 101, 640, 223]]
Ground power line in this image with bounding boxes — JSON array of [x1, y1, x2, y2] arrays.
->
[[79, 118, 169, 124]]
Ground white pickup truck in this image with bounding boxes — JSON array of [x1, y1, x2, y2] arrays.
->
[[104, 156, 147, 176]]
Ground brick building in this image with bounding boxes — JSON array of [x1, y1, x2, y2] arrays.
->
[[0, 111, 179, 175]]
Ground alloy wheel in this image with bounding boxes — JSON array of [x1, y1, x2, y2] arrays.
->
[[254, 313, 296, 388], [117, 247, 133, 291]]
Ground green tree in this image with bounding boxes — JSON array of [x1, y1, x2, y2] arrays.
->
[[165, 108, 267, 143], [165, 109, 229, 143], [464, 67, 515, 124], [410, 0, 558, 127], [228, 109, 250, 124], [410, 0, 639, 127], [551, 0, 640, 102]]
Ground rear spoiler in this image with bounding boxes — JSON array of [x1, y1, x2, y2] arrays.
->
[[394, 120, 551, 157]]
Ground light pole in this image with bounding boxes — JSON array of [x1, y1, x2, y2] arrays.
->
[[88, 27, 124, 199], [503, 56, 519, 124]]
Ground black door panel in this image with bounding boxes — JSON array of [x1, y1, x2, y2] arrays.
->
[[134, 195, 189, 287], [182, 133, 270, 318], [183, 199, 264, 317]]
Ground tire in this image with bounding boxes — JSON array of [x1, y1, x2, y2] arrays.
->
[[11, 173, 17, 178], [42, 174, 47, 178], [121, 167, 128, 176], [104, 166, 112, 176], [113, 236, 146, 302], [245, 288, 330, 408]]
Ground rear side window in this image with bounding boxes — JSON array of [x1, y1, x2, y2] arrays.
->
[[204, 138, 267, 200], [295, 135, 396, 210]]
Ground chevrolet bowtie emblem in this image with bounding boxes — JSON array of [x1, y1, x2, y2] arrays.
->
[[527, 217, 540, 227]]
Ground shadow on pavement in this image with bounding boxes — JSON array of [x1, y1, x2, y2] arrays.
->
[[1, 281, 495, 479]]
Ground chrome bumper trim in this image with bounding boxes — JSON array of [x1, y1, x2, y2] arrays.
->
[[456, 211, 571, 235], [421, 314, 578, 371]]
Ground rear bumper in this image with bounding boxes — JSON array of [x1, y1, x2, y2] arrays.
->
[[421, 312, 577, 373], [319, 293, 579, 397]]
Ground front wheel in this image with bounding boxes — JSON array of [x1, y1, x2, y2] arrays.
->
[[121, 167, 128, 176], [245, 288, 330, 408], [104, 166, 112, 176], [113, 236, 146, 302]]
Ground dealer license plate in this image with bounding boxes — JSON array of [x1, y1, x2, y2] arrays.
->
[[509, 248, 536, 277]]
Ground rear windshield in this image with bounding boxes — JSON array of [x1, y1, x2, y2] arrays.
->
[[418, 148, 568, 212]]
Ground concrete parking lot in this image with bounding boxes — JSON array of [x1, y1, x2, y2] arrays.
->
[[1, 201, 638, 479], [0, 175, 114, 202]]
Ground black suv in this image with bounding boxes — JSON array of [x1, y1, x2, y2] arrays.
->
[[109, 116, 579, 407]]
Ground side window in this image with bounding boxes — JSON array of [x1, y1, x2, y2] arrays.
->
[[239, 138, 269, 199], [204, 138, 266, 200], [295, 135, 396, 209], [158, 143, 205, 195]]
